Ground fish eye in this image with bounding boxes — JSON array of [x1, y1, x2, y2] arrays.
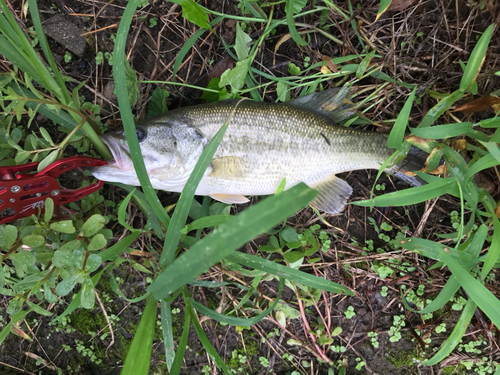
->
[[136, 128, 146, 142]]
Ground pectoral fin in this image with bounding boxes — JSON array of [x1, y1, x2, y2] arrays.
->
[[310, 175, 353, 214], [209, 156, 249, 179], [210, 193, 250, 204]]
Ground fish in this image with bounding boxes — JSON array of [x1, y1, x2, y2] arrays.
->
[[90, 88, 421, 214]]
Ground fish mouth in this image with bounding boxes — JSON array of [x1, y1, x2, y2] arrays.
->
[[100, 134, 134, 171]]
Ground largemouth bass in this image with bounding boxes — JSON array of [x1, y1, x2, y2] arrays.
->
[[90, 88, 411, 214]]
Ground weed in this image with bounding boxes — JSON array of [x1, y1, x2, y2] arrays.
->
[[367, 331, 379, 348], [344, 306, 356, 319], [388, 315, 406, 343]]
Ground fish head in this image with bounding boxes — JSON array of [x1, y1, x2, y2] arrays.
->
[[90, 116, 208, 187]]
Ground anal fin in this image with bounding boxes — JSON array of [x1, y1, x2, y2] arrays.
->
[[310, 175, 353, 214], [210, 193, 250, 204]]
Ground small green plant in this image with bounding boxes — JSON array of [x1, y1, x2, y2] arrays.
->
[[435, 323, 446, 334], [344, 306, 355, 319], [330, 344, 346, 353], [355, 357, 366, 370], [303, 56, 310, 68], [288, 62, 301, 76], [64, 51, 71, 63], [105, 51, 113, 65], [367, 331, 379, 348], [372, 263, 394, 279], [380, 286, 388, 297], [96, 51, 103, 65], [388, 315, 406, 342], [149, 17, 157, 28], [259, 357, 269, 367]]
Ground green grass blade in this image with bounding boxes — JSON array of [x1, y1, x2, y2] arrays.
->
[[465, 154, 499, 181], [184, 289, 230, 373], [109, 269, 149, 303], [0, 10, 22, 45], [479, 211, 500, 278], [99, 232, 141, 262], [160, 300, 176, 371], [486, 142, 500, 164], [423, 299, 476, 365], [419, 90, 463, 128], [0, 310, 29, 346], [410, 122, 473, 139], [148, 183, 318, 299], [182, 215, 231, 234], [192, 278, 285, 326], [159, 120, 229, 269], [27, 0, 69, 103], [404, 278, 460, 314], [437, 246, 500, 328], [172, 16, 223, 80], [285, 0, 308, 46], [0, 35, 45, 87], [375, 0, 391, 21], [404, 224, 488, 314], [353, 177, 458, 208], [112, 183, 166, 239], [169, 300, 190, 373], [388, 88, 416, 149], [399, 237, 479, 268], [113, 0, 171, 228], [8, 83, 81, 132], [459, 24, 494, 92], [227, 252, 353, 295], [121, 296, 157, 375]]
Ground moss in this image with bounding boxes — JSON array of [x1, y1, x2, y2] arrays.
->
[[205, 293, 220, 310], [152, 361, 167, 374], [442, 364, 467, 374], [387, 347, 423, 369], [244, 339, 260, 357], [226, 337, 261, 369], [70, 308, 107, 335]]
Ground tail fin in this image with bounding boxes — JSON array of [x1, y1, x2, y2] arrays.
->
[[387, 146, 429, 187]]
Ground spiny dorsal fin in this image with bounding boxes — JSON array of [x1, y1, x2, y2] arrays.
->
[[210, 193, 250, 204], [286, 86, 355, 123], [310, 175, 353, 214]]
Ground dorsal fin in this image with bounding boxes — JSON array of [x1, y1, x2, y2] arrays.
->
[[285, 86, 356, 123]]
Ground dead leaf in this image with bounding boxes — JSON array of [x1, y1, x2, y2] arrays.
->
[[452, 139, 467, 150], [320, 65, 332, 75], [424, 164, 445, 176], [25, 352, 57, 370], [400, 170, 417, 177], [405, 135, 437, 153], [322, 56, 338, 72], [12, 323, 32, 341], [130, 250, 153, 257], [495, 204, 500, 220], [453, 95, 500, 114], [388, 0, 419, 11], [207, 56, 236, 81]]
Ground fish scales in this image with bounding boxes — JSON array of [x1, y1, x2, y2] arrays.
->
[[169, 100, 392, 195], [90, 89, 403, 214]]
